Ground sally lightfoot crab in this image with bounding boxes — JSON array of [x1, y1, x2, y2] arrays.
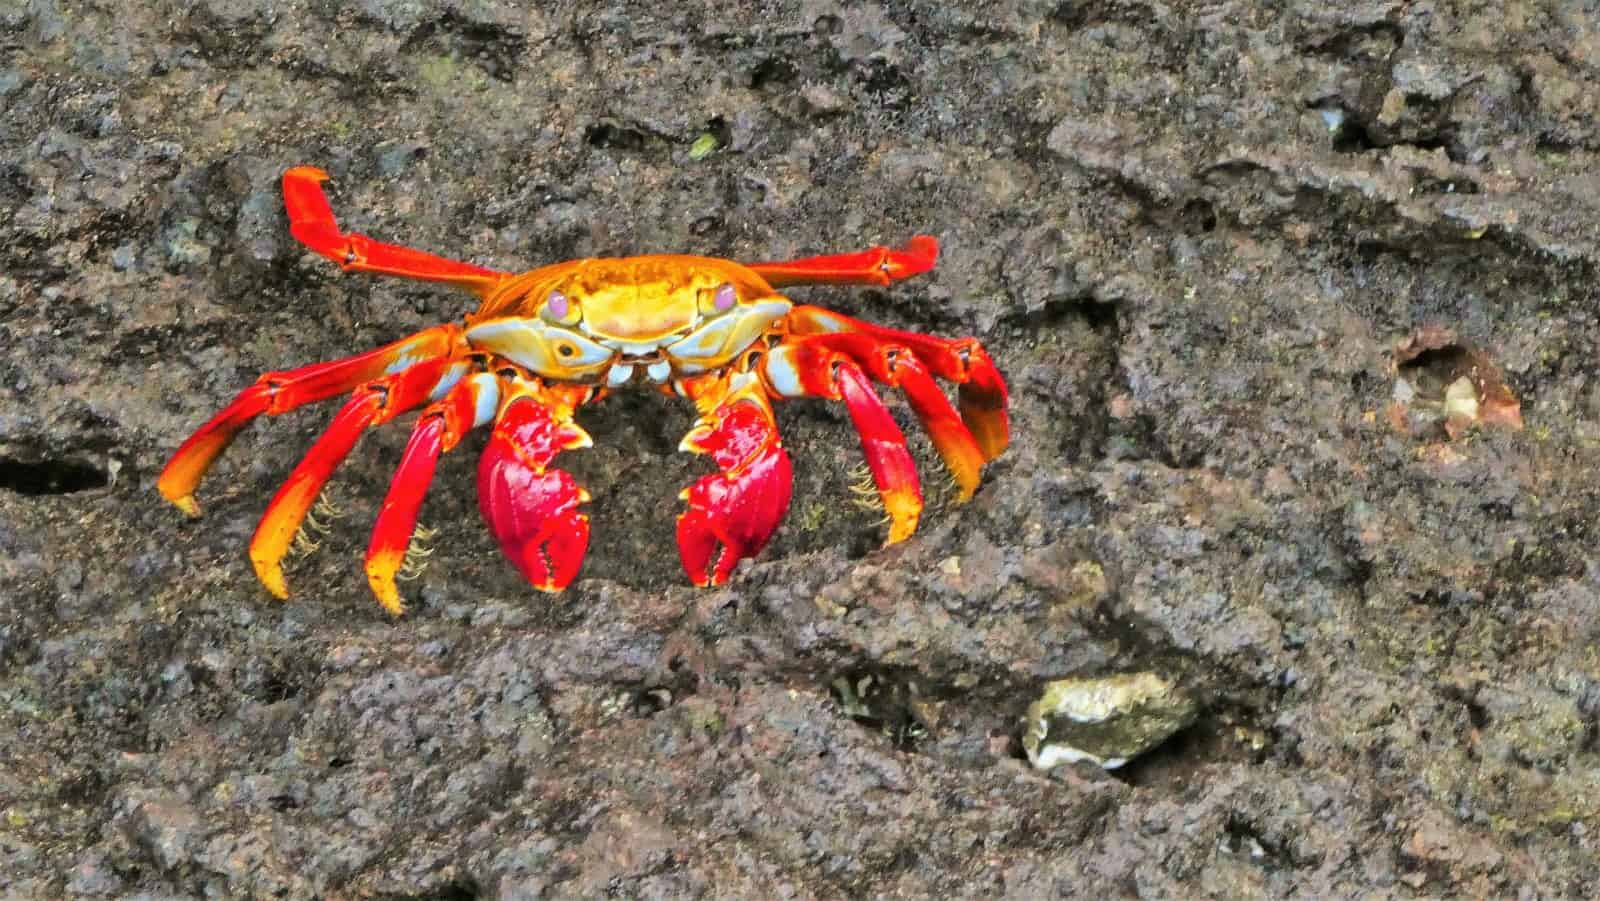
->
[[158, 167, 1010, 614]]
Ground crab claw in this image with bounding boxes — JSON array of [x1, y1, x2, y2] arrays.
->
[[677, 397, 793, 587], [477, 390, 593, 592]]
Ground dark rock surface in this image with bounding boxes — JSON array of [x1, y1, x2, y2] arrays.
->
[[3, 1, 1598, 897]]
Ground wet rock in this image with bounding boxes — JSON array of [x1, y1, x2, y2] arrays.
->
[[117, 790, 204, 874], [3, 0, 1600, 896], [65, 848, 123, 896]]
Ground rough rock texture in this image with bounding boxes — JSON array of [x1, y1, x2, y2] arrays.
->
[[3, 1, 1599, 897]]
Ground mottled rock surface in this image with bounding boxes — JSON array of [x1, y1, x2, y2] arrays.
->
[[3, 1, 1598, 897]]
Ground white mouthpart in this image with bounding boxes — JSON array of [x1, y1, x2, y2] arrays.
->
[[607, 338, 666, 356], [646, 360, 672, 383], [607, 363, 634, 387]]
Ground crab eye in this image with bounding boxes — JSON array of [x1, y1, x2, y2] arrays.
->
[[541, 289, 579, 325], [699, 282, 738, 315], [557, 343, 575, 357]]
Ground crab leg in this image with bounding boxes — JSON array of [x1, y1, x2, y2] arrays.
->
[[675, 374, 794, 586], [746, 236, 939, 288], [157, 324, 463, 516], [249, 357, 462, 599], [477, 380, 594, 592], [786, 332, 987, 501], [761, 343, 922, 544], [364, 373, 501, 615], [787, 305, 1010, 461], [284, 166, 509, 297]]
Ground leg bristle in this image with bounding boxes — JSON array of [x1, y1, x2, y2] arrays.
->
[[397, 521, 435, 582], [289, 486, 351, 558], [299, 488, 346, 539], [847, 463, 884, 512], [312, 490, 344, 520], [288, 528, 320, 558]]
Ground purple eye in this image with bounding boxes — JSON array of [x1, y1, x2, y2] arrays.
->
[[713, 283, 736, 312], [546, 290, 570, 318]]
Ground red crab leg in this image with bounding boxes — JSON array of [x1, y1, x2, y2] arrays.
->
[[761, 343, 923, 543], [364, 372, 501, 616], [787, 305, 1010, 461], [477, 380, 594, 592], [284, 166, 509, 297], [746, 236, 938, 288], [676, 375, 794, 586], [779, 332, 987, 500], [834, 362, 922, 542], [249, 357, 459, 600], [157, 324, 463, 517]]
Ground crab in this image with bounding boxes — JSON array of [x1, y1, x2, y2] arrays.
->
[[157, 166, 1010, 615]]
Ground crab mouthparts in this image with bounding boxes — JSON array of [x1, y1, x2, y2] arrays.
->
[[607, 355, 674, 386]]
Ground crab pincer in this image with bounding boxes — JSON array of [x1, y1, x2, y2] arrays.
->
[[676, 386, 794, 586], [477, 386, 593, 592]]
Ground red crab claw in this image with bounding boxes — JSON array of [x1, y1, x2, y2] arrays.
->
[[676, 389, 793, 587], [477, 387, 593, 592]]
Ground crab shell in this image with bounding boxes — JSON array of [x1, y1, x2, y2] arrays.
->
[[463, 258, 792, 388], [157, 166, 1010, 615]]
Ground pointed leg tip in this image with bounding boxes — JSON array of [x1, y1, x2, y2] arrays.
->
[[167, 494, 201, 518], [882, 488, 922, 545], [367, 571, 407, 617], [978, 430, 1010, 462], [884, 508, 921, 545], [251, 553, 291, 599], [286, 165, 330, 182]]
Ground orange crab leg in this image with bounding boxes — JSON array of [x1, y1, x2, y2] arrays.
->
[[284, 166, 509, 297], [477, 380, 594, 592], [157, 324, 463, 516], [787, 305, 1010, 461], [249, 357, 460, 600], [787, 332, 987, 501], [765, 343, 922, 543], [676, 375, 794, 586], [364, 372, 501, 616], [746, 236, 939, 288], [835, 362, 922, 542]]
